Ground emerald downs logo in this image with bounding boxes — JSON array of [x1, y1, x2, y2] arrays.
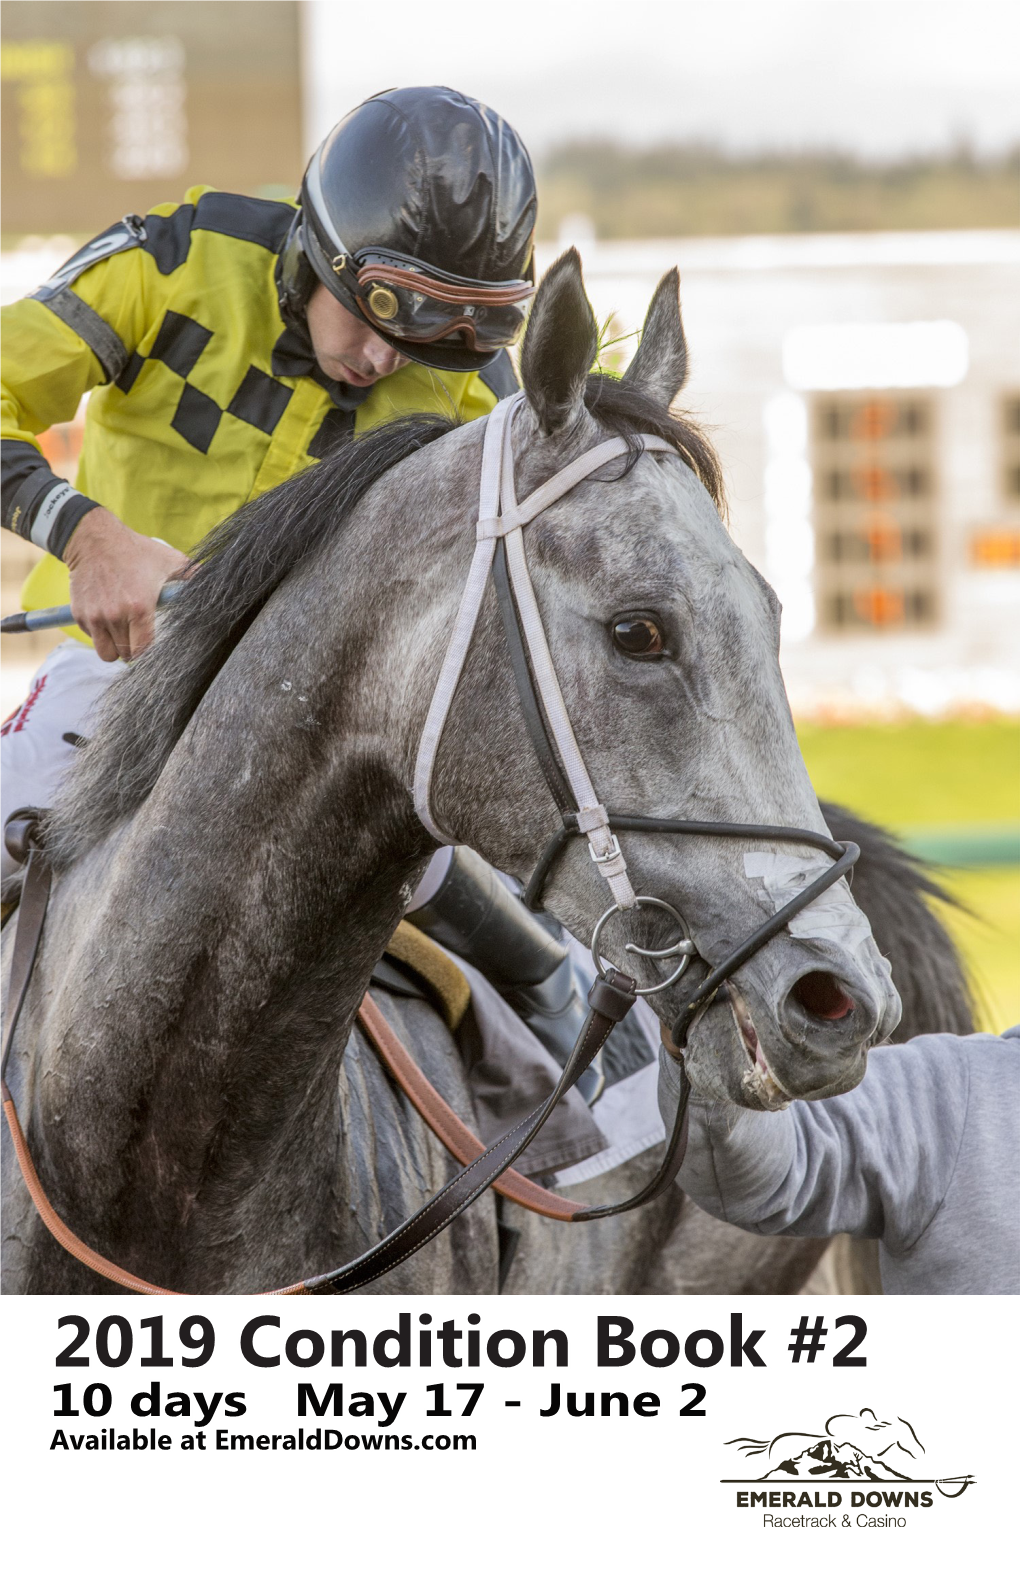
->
[[722, 1407, 974, 1526]]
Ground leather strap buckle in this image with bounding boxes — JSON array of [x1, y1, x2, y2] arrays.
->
[[588, 833, 623, 866]]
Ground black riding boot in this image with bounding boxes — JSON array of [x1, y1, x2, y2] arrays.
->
[[405, 846, 604, 1104]]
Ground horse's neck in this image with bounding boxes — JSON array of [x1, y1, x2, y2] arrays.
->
[[38, 627, 432, 1201]]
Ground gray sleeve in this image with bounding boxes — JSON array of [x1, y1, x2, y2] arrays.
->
[[659, 1037, 979, 1252]]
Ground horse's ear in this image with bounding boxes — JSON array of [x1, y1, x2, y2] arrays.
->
[[622, 268, 689, 408], [519, 249, 597, 436]]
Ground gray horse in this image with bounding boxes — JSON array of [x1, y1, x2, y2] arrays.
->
[[3, 253, 946, 1295]]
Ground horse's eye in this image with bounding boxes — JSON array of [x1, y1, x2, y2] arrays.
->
[[611, 616, 667, 659]]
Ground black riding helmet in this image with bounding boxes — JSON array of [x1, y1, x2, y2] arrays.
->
[[279, 85, 538, 373]]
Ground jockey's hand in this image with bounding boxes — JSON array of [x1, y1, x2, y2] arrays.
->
[[64, 507, 191, 663]]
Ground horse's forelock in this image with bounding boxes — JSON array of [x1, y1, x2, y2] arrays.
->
[[582, 374, 725, 517]]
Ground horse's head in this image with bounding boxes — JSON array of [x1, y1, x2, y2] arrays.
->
[[407, 250, 900, 1109]]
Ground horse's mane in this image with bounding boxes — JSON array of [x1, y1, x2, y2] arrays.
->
[[45, 376, 720, 869]]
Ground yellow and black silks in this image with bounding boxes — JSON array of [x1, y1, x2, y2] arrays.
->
[[0, 186, 516, 642]]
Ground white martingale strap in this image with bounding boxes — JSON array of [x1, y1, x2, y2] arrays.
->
[[413, 391, 674, 908]]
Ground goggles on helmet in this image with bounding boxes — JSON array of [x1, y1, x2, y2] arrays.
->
[[353, 253, 532, 351], [303, 210, 533, 354]]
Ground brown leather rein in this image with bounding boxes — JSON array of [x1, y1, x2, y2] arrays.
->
[[356, 994, 593, 1226], [3, 821, 681, 1296]]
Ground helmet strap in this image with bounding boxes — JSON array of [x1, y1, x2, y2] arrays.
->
[[277, 212, 320, 322]]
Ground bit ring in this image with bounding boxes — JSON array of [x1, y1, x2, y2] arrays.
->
[[590, 896, 696, 997]]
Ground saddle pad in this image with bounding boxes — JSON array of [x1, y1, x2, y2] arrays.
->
[[388, 928, 666, 1181]]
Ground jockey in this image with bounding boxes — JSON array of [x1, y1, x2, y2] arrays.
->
[[2, 86, 532, 823], [1, 86, 602, 1092]]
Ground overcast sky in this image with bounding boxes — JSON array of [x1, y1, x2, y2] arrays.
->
[[305, 0, 1020, 159]]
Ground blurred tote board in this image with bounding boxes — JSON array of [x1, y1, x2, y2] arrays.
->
[[1, 0, 303, 236]]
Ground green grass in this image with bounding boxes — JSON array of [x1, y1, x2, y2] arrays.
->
[[797, 717, 1019, 829], [796, 719, 1020, 1033]]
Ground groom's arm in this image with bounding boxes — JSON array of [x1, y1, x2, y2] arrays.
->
[[659, 1038, 971, 1250]]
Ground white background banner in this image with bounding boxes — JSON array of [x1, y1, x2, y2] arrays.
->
[[0, 1293, 1008, 1573]]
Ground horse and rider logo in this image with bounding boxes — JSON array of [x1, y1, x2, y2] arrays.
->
[[723, 1407, 974, 1498]]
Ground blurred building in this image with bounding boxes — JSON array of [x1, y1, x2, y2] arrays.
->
[[5, 228, 1018, 717], [1, 0, 1016, 719], [541, 230, 1020, 715]]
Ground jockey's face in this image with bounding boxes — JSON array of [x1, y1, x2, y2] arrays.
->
[[306, 283, 410, 388]]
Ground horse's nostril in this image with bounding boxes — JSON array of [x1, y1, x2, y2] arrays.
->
[[792, 971, 856, 1021]]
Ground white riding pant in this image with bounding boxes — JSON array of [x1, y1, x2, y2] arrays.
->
[[1, 641, 118, 879], [0, 639, 454, 896]]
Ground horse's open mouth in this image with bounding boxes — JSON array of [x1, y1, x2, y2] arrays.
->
[[727, 984, 791, 1110]]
